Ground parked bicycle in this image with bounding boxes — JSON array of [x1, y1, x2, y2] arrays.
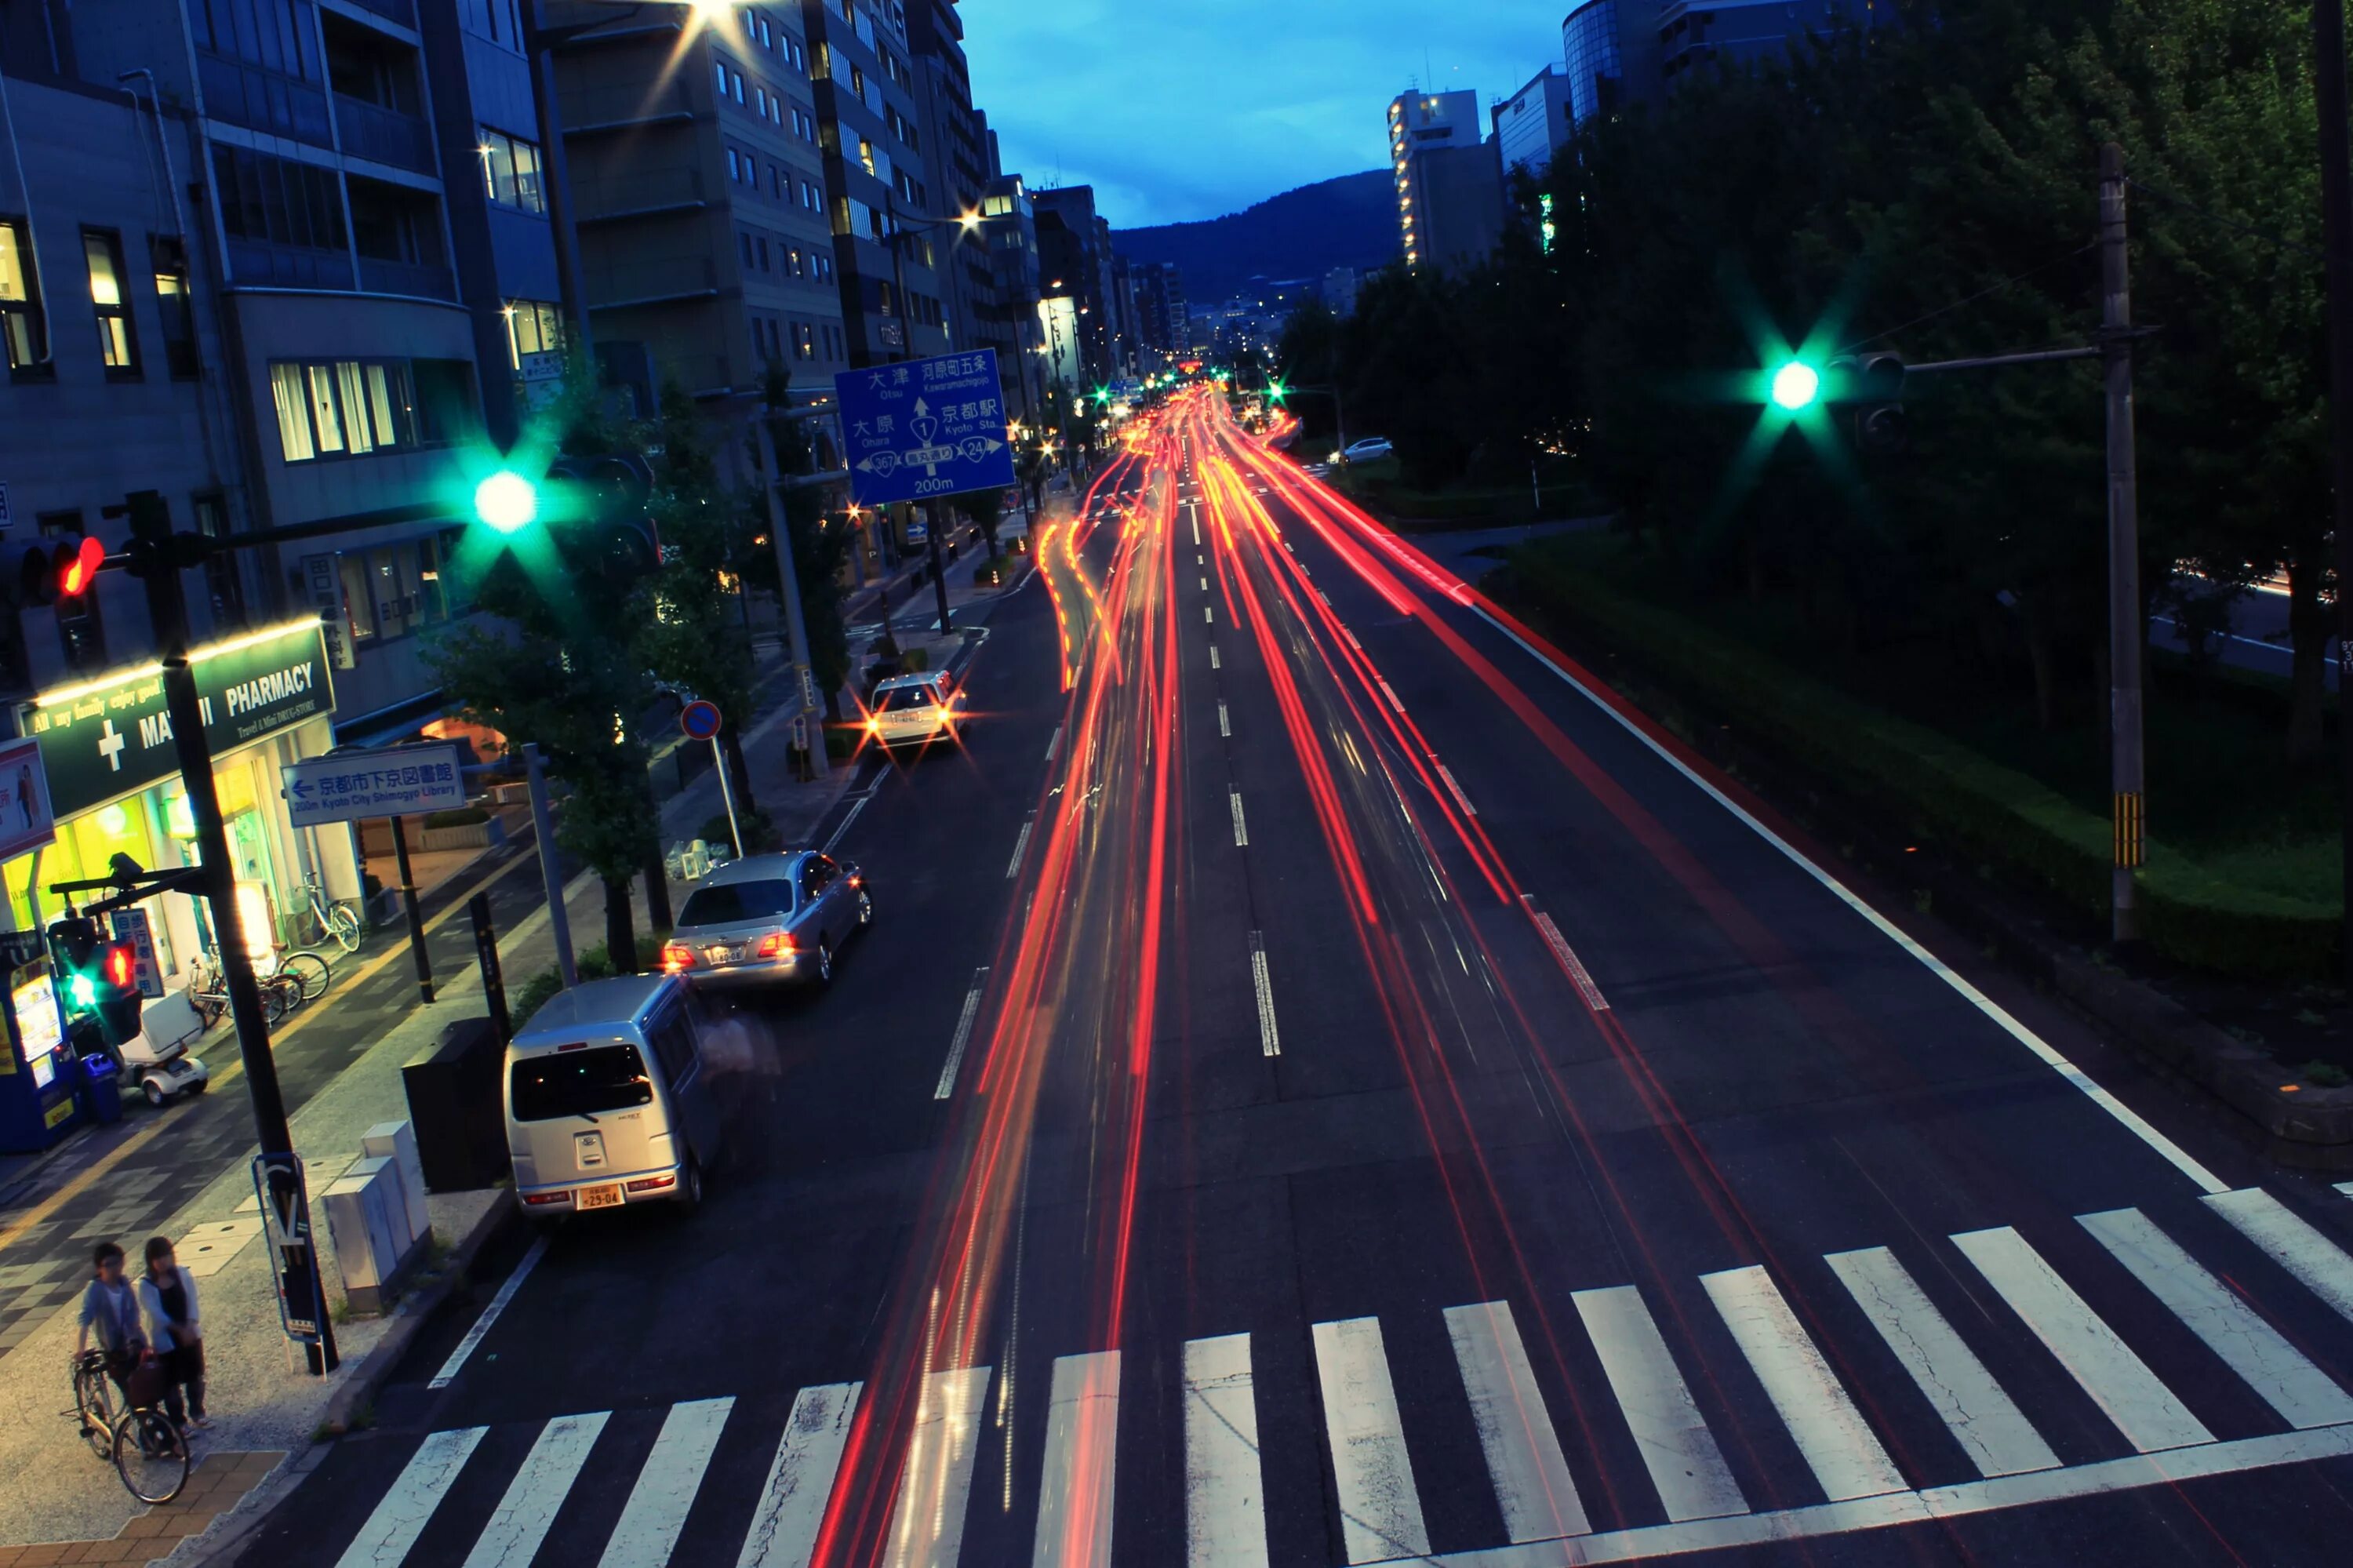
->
[[67, 1349, 191, 1504], [303, 871, 365, 954], [186, 948, 329, 1028]]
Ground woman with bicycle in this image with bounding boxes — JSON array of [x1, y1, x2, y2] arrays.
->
[[137, 1236, 207, 1430]]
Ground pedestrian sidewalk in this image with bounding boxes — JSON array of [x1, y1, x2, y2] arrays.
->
[[0, 675, 860, 1563]]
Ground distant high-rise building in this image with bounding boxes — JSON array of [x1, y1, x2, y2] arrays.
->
[[1322, 267, 1360, 319], [1658, 0, 1886, 85], [1386, 88, 1482, 268], [1033, 187, 1115, 383], [1131, 262, 1187, 362], [1493, 66, 1577, 181], [1560, 1, 1664, 125]]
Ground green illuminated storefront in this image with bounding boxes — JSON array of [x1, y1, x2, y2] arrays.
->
[[2, 620, 354, 982]]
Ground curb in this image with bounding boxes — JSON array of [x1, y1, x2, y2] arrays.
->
[[1488, 572, 2353, 1170], [165, 1188, 523, 1568]]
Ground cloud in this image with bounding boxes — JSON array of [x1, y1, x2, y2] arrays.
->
[[958, 0, 1566, 227]]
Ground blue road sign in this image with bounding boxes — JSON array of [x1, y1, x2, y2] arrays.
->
[[835, 349, 1017, 508], [680, 699, 722, 740]]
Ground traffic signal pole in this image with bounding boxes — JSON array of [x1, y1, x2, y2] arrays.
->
[[122, 493, 339, 1373], [2100, 143, 2146, 944], [2313, 0, 2353, 988]]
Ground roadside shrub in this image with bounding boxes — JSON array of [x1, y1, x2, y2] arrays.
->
[[423, 806, 491, 828]]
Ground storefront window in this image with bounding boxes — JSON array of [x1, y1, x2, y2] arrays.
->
[[369, 548, 410, 639], [339, 553, 376, 644]]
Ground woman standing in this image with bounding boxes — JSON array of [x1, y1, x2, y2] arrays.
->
[[136, 1236, 207, 1430]]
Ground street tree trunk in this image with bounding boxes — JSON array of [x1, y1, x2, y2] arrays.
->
[[2287, 541, 2330, 763], [602, 875, 636, 973]]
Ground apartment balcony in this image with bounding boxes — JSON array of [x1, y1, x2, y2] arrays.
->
[[561, 82, 696, 136], [357, 255, 455, 299], [227, 238, 355, 292], [335, 96, 435, 173], [586, 254, 719, 307], [339, 0, 417, 28], [572, 166, 711, 224]]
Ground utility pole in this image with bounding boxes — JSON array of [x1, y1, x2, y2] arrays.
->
[[752, 412, 822, 770], [2100, 142, 2146, 944], [886, 195, 955, 635], [2314, 0, 2353, 986], [122, 494, 339, 1373]]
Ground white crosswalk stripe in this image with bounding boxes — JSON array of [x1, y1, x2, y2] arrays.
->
[[2206, 1186, 2353, 1327], [2079, 1207, 2353, 1429], [1031, 1352, 1120, 1567], [1445, 1300, 1590, 1541], [600, 1396, 734, 1568], [1311, 1316, 1431, 1563], [464, 1411, 609, 1568], [1953, 1225, 2213, 1453], [1701, 1264, 1907, 1501], [322, 1191, 2353, 1567], [1825, 1246, 2060, 1479], [1573, 1283, 1747, 1523], [737, 1383, 860, 1568], [1183, 1333, 1269, 1568]]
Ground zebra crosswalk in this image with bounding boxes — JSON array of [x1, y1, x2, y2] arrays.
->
[[327, 1188, 2353, 1567]]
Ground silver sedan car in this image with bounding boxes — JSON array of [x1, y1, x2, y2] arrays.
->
[[659, 849, 872, 990]]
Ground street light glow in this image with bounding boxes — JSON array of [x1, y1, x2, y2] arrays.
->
[[1769, 360, 1821, 411], [474, 469, 540, 533]]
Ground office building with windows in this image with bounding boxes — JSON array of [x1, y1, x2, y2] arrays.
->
[[551, 2, 849, 402], [1657, 0, 1885, 85], [1386, 88, 1480, 268], [1493, 65, 1577, 181], [798, 0, 948, 368], [1031, 186, 1114, 384]]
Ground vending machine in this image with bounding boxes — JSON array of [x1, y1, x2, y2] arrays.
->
[[0, 957, 81, 1152]]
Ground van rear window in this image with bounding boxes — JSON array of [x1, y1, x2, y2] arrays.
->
[[878, 684, 935, 711], [677, 879, 795, 926], [511, 1045, 653, 1121]]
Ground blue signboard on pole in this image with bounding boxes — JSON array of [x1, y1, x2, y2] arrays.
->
[[835, 349, 1017, 508]]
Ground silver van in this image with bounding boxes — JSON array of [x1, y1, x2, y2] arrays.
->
[[504, 973, 722, 1219]]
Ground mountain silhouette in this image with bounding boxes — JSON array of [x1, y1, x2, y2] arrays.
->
[[1114, 169, 1397, 304]]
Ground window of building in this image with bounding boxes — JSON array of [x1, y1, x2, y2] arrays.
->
[[504, 298, 562, 367], [478, 128, 546, 214], [82, 231, 138, 376], [787, 246, 803, 277], [714, 58, 728, 96], [457, 0, 526, 49], [756, 236, 770, 271], [812, 40, 830, 79], [1, 216, 48, 374], [337, 551, 375, 644], [796, 321, 815, 360], [211, 144, 348, 252], [732, 70, 744, 104], [856, 136, 876, 178], [756, 14, 771, 46], [411, 357, 478, 444], [726, 147, 741, 182], [151, 235, 199, 378], [739, 231, 755, 269], [267, 358, 424, 462], [755, 85, 767, 118]]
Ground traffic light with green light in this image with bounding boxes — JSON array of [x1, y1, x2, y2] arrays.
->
[[1768, 360, 1821, 411], [47, 915, 144, 1046]]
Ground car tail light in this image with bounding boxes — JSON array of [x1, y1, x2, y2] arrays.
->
[[624, 1174, 678, 1193], [755, 931, 794, 957], [522, 1191, 572, 1207], [660, 942, 696, 972]]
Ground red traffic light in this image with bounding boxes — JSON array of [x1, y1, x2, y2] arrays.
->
[[56, 536, 104, 598], [101, 943, 136, 990]]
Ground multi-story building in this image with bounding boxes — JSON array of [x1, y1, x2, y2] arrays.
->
[[1385, 88, 1479, 267], [1129, 260, 1186, 366], [1493, 65, 1577, 181], [0, 0, 566, 972], [798, 0, 949, 367], [1321, 265, 1359, 319], [1561, 1, 1664, 126], [551, 3, 849, 405], [1032, 186, 1113, 384], [906, 0, 1030, 409], [1657, 0, 1884, 84], [977, 172, 1044, 424]]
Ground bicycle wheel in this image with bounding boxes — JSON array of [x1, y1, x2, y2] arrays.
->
[[260, 980, 289, 1025], [113, 1409, 187, 1504], [324, 901, 363, 953], [278, 950, 332, 1002], [71, 1362, 115, 1459]]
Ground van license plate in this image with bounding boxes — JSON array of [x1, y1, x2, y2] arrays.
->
[[577, 1184, 624, 1210]]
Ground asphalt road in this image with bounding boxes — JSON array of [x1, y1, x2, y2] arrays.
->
[[229, 398, 2353, 1567]]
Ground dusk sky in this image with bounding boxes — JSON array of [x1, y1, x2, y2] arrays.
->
[[958, 2, 1567, 231]]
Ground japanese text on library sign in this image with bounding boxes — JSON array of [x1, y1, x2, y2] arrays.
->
[[836, 349, 1016, 508], [281, 744, 466, 828]]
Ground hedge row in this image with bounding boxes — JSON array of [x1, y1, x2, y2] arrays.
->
[[1502, 546, 2338, 980]]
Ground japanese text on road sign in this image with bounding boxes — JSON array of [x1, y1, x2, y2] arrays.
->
[[836, 348, 1018, 508], [281, 744, 466, 828]]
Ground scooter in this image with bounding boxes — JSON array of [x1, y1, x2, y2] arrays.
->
[[116, 986, 211, 1108]]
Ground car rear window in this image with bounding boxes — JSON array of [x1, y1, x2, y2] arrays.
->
[[511, 1044, 653, 1122], [879, 685, 936, 711], [677, 879, 795, 926]]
